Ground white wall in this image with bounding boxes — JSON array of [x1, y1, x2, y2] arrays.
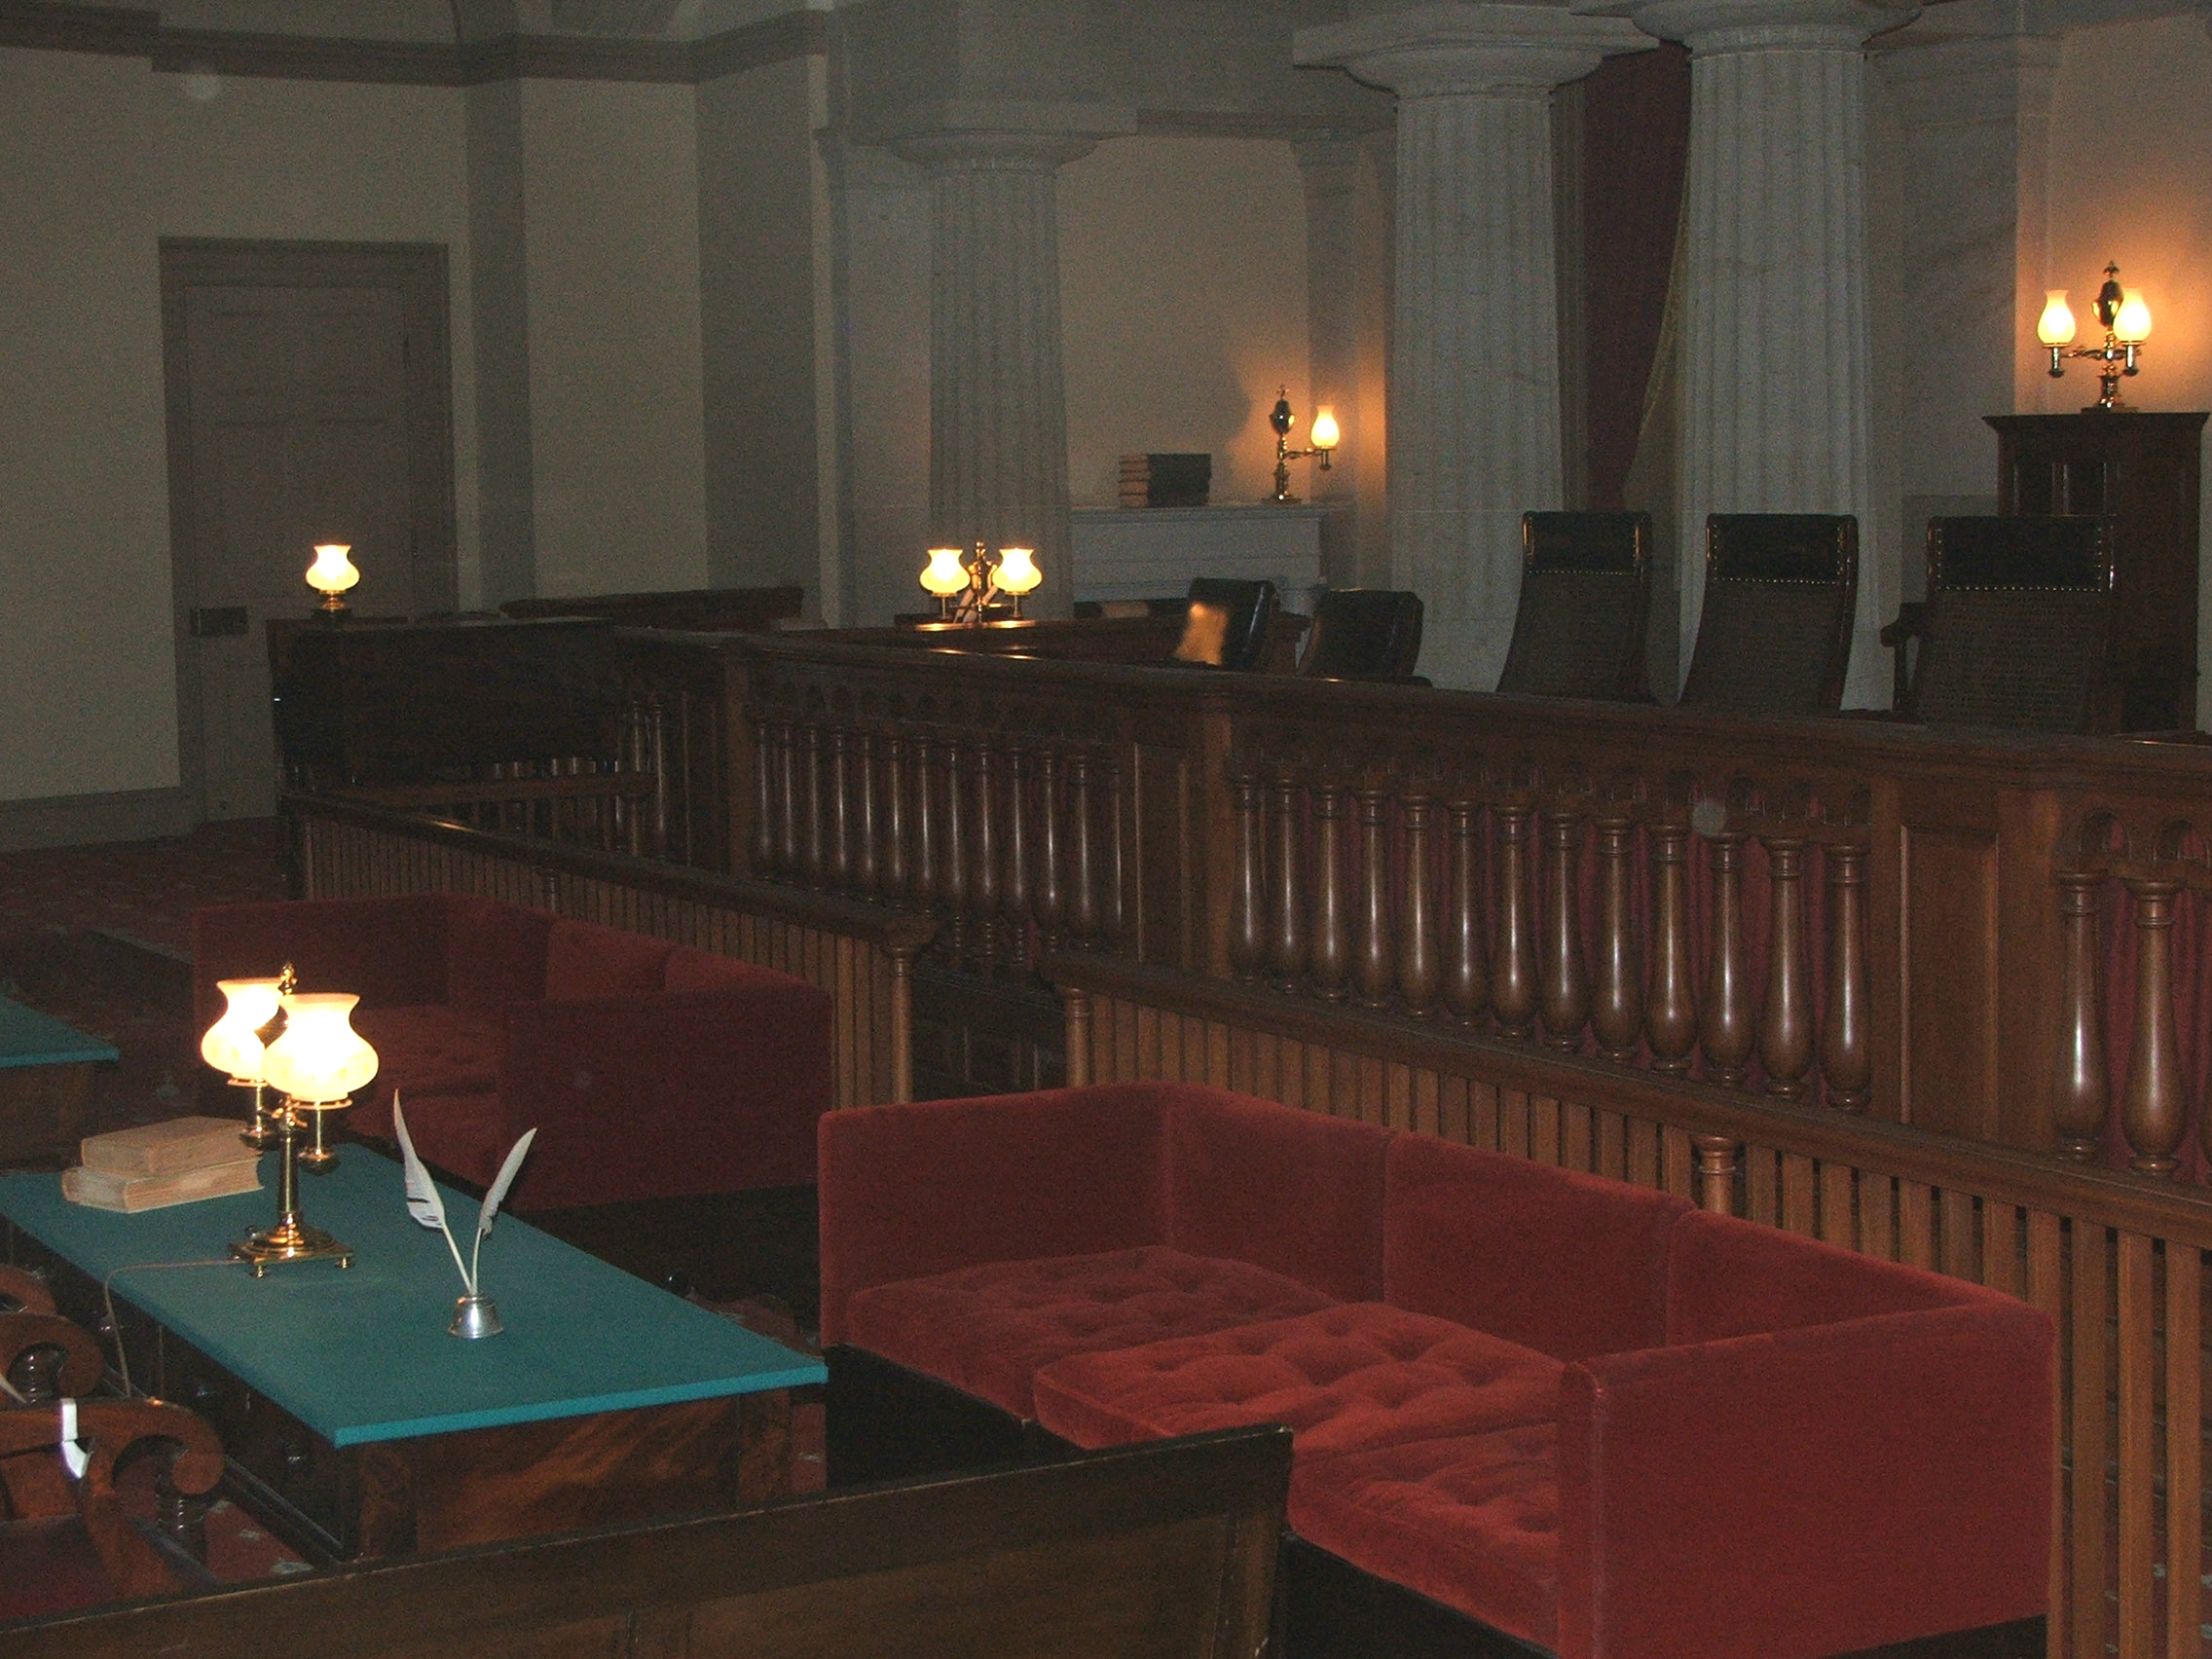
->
[[2040, 12, 2212, 722], [1059, 135, 1310, 508]]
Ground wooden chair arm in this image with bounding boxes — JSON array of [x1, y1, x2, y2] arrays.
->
[[0, 1310, 106, 1401], [0, 1266, 55, 1314], [0, 1397, 226, 1592]]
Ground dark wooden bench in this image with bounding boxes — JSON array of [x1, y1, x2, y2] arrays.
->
[[4, 1426, 1290, 1659]]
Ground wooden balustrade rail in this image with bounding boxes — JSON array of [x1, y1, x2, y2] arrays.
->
[[283, 793, 936, 1108], [1050, 951, 2212, 1659]]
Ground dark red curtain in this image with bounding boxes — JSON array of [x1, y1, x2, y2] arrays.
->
[[1581, 44, 1692, 511]]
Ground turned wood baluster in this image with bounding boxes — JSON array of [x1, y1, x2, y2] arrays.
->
[[1701, 830, 1753, 1087], [825, 726, 853, 893], [1822, 840, 1871, 1113], [2120, 876, 2185, 1174], [1309, 784, 1350, 1002], [1491, 803, 1537, 1039], [1590, 810, 1642, 1062], [1032, 748, 1065, 951], [752, 717, 780, 877], [878, 733, 910, 906], [850, 731, 879, 900], [1102, 760, 1127, 951], [1758, 833, 1813, 1099], [1442, 795, 1488, 1024], [774, 719, 801, 878], [1001, 745, 1032, 970], [1230, 773, 1267, 981], [1692, 1134, 1740, 1214], [970, 739, 1003, 966], [1645, 823, 1697, 1074], [2052, 870, 2109, 1160], [941, 739, 972, 960], [1399, 793, 1440, 1017], [1066, 753, 1102, 947], [1538, 807, 1590, 1050], [911, 736, 943, 919], [797, 722, 827, 887], [1268, 772, 1307, 994], [1353, 785, 1394, 1010]]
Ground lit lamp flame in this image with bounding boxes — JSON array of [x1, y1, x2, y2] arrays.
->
[[2037, 291, 2077, 347], [1309, 406, 1341, 453], [2116, 288, 2152, 345], [919, 546, 968, 620], [995, 547, 1040, 618], [2038, 264, 2151, 410], [201, 977, 283, 1086], [306, 543, 359, 619], [232, 989, 378, 1272]]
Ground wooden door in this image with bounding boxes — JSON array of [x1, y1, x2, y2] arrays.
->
[[163, 241, 456, 820]]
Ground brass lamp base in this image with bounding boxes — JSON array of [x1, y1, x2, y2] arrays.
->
[[232, 1217, 352, 1276]]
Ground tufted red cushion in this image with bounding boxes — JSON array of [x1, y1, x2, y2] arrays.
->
[[1666, 1208, 1982, 1345], [542, 919, 670, 1001], [843, 1246, 1338, 1418], [445, 897, 552, 1016], [1384, 1133, 1687, 1361], [1165, 1089, 1390, 1303], [381, 1089, 513, 1188], [349, 1006, 501, 1137], [1294, 1422, 1563, 1650], [1034, 1302, 1562, 1461]]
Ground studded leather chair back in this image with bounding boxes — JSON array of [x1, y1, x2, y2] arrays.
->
[[1496, 512, 1653, 700], [1678, 514, 1858, 716], [1299, 589, 1425, 682]]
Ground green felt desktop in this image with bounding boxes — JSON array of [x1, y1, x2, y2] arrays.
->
[[0, 997, 121, 1070], [0, 1147, 823, 1448]]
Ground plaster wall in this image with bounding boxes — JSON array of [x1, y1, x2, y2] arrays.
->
[[1058, 135, 1311, 510], [2040, 12, 2212, 723]]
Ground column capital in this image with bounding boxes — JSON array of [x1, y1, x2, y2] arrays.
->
[[1297, 4, 1654, 97], [866, 99, 1136, 172], [1584, 0, 1915, 54]]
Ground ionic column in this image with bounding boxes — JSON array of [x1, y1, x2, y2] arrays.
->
[[1618, 0, 1907, 707], [892, 115, 1130, 621], [1299, 8, 1652, 691]]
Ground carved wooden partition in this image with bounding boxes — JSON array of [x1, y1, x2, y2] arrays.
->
[[285, 794, 936, 1108], [1054, 952, 2212, 1659]]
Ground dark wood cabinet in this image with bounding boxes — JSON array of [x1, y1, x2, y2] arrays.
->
[[1987, 412, 2208, 730]]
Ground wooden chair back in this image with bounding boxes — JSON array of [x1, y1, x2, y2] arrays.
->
[[1174, 578, 1280, 671], [1678, 513, 1859, 715], [1496, 511, 1653, 699], [1905, 515, 2119, 733], [1299, 589, 1425, 681], [6, 1427, 1293, 1659]]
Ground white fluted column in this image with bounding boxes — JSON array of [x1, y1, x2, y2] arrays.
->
[[1300, 7, 1652, 690], [1621, 0, 1910, 706], [892, 129, 1106, 620]]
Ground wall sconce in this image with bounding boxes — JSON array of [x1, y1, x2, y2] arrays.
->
[[306, 543, 360, 620], [235, 990, 377, 1273], [917, 541, 1041, 625], [2039, 264, 2153, 410], [1270, 387, 1339, 503]]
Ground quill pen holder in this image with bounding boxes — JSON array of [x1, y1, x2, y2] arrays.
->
[[450, 1295, 503, 1340]]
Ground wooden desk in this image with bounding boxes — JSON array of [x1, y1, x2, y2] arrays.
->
[[0, 999, 117, 1166], [0, 1151, 822, 1562]]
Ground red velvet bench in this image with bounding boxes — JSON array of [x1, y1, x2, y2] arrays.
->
[[194, 894, 831, 1212], [819, 1082, 2051, 1659]]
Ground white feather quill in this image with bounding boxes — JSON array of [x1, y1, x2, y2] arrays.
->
[[467, 1128, 537, 1295], [392, 1094, 471, 1291]]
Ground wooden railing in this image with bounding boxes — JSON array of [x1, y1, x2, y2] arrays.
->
[[1051, 951, 2210, 1659], [284, 793, 937, 1109]]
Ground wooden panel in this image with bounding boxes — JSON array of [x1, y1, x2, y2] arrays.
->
[[1131, 742, 1191, 970], [1901, 824, 2000, 1140]]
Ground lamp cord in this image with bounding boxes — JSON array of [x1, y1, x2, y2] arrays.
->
[[99, 1259, 249, 1397]]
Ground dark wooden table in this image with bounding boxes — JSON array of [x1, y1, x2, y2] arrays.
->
[[0, 998, 117, 1167]]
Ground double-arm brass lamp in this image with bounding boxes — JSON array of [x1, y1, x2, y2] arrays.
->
[[918, 541, 1042, 624], [2038, 264, 2153, 411]]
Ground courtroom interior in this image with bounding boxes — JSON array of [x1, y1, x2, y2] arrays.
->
[[0, 0, 2209, 1653]]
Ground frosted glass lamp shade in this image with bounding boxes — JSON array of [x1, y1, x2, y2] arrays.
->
[[2116, 288, 2152, 344], [201, 977, 285, 1083], [996, 547, 1041, 596], [306, 544, 360, 598], [261, 992, 378, 1104], [920, 547, 968, 598], [1309, 407, 1341, 451], [2037, 292, 2077, 347]]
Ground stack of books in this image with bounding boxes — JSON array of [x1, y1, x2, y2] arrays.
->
[[61, 1117, 261, 1213], [1119, 453, 1212, 509]]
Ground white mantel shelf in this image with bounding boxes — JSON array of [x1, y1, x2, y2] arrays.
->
[[1069, 502, 1342, 607]]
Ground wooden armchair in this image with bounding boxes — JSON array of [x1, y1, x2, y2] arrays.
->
[[1495, 511, 1653, 699], [1298, 589, 1425, 682], [1887, 515, 2118, 733], [0, 1264, 55, 1315], [3, 1310, 105, 1404], [1173, 578, 1280, 671], [0, 1396, 224, 1619], [1677, 513, 1859, 715]]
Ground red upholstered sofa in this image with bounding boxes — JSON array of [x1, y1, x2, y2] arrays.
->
[[194, 894, 831, 1211], [820, 1082, 2051, 1659]]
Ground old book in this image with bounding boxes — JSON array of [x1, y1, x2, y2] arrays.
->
[[62, 1157, 262, 1214], [80, 1115, 252, 1177]]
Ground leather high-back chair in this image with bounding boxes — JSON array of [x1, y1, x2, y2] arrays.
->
[[1677, 514, 1859, 716], [1495, 512, 1653, 699], [1173, 578, 1279, 672], [1298, 589, 1424, 681], [1898, 516, 2118, 733]]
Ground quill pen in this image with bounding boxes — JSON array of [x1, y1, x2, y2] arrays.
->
[[468, 1128, 537, 1296], [392, 1093, 472, 1292]]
